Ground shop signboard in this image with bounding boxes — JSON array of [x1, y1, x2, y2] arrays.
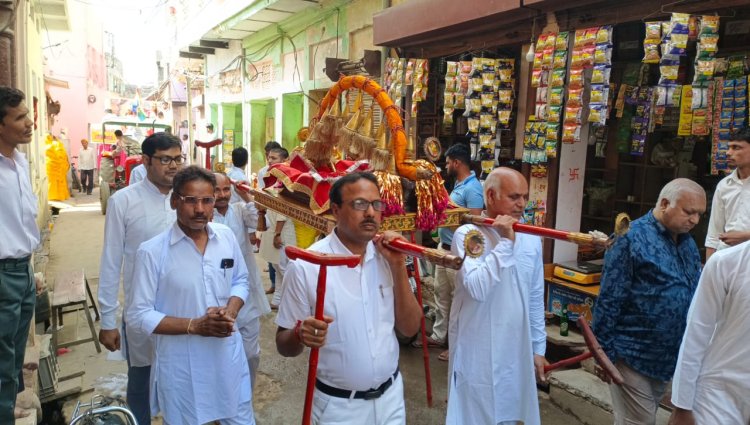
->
[[546, 279, 597, 323]]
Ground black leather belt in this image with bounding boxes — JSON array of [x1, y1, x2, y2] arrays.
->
[[0, 256, 31, 265], [315, 368, 399, 400], [440, 243, 451, 250]]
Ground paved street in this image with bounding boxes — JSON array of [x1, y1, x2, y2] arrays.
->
[[44, 188, 581, 424]]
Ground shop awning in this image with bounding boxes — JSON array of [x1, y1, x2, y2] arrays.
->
[[44, 75, 69, 89]]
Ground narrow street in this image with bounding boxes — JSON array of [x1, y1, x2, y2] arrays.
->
[[44, 188, 582, 424]]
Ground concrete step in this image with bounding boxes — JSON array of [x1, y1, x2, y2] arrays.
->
[[549, 369, 671, 425]]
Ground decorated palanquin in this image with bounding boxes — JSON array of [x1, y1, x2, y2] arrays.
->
[[257, 75, 467, 234]]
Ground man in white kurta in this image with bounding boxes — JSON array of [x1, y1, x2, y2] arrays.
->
[[213, 173, 271, 389], [97, 133, 184, 425], [127, 166, 254, 425], [275, 172, 422, 425], [446, 167, 547, 425], [669, 240, 750, 424]]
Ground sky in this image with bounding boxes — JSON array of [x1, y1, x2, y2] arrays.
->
[[82, 0, 170, 86]]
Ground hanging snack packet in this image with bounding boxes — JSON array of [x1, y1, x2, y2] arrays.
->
[[588, 104, 607, 125], [535, 87, 548, 103], [643, 43, 660, 64], [549, 87, 564, 106], [497, 110, 511, 125], [584, 27, 599, 46], [405, 59, 416, 85], [443, 107, 455, 125], [556, 32, 570, 50], [443, 91, 455, 108], [569, 67, 585, 88], [446, 61, 458, 78], [700, 15, 720, 36], [531, 69, 544, 88], [467, 117, 480, 133], [535, 103, 548, 120], [596, 25, 613, 44], [481, 92, 494, 108], [482, 72, 495, 87], [655, 86, 668, 106], [498, 89, 513, 105], [592, 64, 612, 84], [550, 68, 567, 88], [548, 105, 562, 123], [553, 50, 568, 70], [581, 45, 596, 67], [543, 47, 555, 68], [546, 123, 560, 141], [645, 21, 662, 41], [562, 123, 581, 143], [693, 60, 715, 84], [595, 44, 612, 65], [590, 84, 609, 104], [567, 87, 584, 106], [564, 105, 582, 124], [497, 68, 513, 82], [574, 29, 586, 47], [454, 92, 466, 109]]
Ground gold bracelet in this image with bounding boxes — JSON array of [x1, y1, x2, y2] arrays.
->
[[187, 318, 193, 335]]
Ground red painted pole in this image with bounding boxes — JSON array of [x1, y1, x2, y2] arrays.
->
[[283, 246, 361, 425], [302, 265, 327, 425], [411, 232, 433, 407]]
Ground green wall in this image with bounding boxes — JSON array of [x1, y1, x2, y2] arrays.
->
[[282, 93, 304, 149], [250, 100, 273, 172]]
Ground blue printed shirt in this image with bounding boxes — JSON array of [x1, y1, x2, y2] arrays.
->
[[593, 211, 702, 381], [439, 171, 484, 246]]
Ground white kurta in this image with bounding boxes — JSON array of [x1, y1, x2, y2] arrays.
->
[[227, 166, 248, 204], [446, 224, 545, 425], [213, 202, 271, 323], [127, 222, 252, 425], [671, 240, 750, 423], [98, 178, 175, 367]]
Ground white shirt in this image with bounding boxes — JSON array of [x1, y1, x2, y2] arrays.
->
[[0, 149, 40, 259], [226, 165, 247, 204], [213, 202, 271, 322], [127, 222, 251, 424], [258, 209, 296, 265], [276, 230, 400, 391], [705, 169, 750, 250], [671, 241, 750, 423], [129, 164, 146, 184], [78, 147, 97, 170], [98, 178, 175, 367], [446, 225, 545, 425], [256, 165, 269, 189]]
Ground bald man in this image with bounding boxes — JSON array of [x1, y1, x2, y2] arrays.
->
[[446, 167, 547, 425], [594, 178, 706, 425]]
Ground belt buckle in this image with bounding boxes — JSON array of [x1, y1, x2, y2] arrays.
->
[[361, 389, 381, 400]]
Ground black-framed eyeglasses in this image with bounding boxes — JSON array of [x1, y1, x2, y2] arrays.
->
[[150, 154, 186, 165], [349, 199, 385, 212], [175, 193, 215, 206]]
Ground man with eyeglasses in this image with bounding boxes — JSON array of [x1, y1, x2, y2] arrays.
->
[[128, 166, 254, 424], [98, 132, 185, 425], [275, 172, 422, 424], [212, 172, 270, 394]]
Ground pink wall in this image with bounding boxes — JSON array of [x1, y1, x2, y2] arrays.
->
[[45, 0, 109, 166]]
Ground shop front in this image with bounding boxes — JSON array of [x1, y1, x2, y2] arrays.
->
[[374, 0, 750, 324]]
